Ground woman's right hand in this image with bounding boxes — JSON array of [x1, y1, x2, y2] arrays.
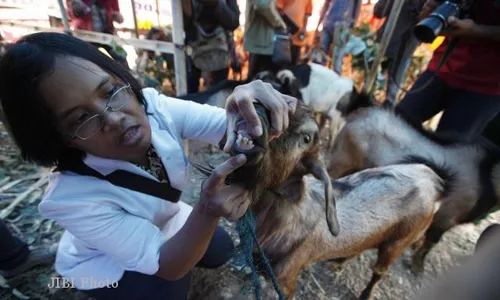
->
[[198, 154, 250, 222]]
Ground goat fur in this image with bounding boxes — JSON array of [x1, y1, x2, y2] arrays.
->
[[326, 95, 500, 273], [228, 106, 444, 299]]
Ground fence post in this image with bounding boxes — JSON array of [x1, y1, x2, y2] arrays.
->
[[363, 0, 404, 96], [56, 0, 72, 34], [170, 0, 188, 153], [171, 0, 187, 96]]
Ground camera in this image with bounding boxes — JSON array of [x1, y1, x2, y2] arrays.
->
[[414, 0, 461, 43]]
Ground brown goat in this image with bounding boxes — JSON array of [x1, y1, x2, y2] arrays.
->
[[326, 101, 500, 274], [225, 105, 444, 299]]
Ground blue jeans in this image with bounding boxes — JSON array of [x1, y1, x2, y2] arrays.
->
[[320, 25, 335, 54], [82, 226, 235, 300], [396, 71, 500, 139]]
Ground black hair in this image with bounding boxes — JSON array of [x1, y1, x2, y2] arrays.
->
[[0, 32, 147, 168]]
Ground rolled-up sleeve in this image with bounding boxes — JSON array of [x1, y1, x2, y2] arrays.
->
[[157, 94, 227, 146], [39, 200, 167, 275]]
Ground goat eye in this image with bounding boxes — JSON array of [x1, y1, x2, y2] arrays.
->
[[303, 134, 312, 144]]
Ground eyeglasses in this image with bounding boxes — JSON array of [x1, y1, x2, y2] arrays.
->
[[67, 83, 133, 140]]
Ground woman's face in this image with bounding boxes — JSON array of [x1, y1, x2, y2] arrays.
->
[[39, 56, 151, 165]]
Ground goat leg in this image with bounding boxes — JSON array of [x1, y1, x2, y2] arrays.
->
[[359, 240, 409, 300], [410, 227, 445, 275]]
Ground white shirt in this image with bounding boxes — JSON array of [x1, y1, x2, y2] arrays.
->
[[38, 88, 227, 290]]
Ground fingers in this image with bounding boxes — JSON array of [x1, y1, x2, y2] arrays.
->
[[223, 121, 237, 153], [283, 94, 298, 114], [225, 193, 251, 222], [228, 87, 262, 137], [225, 79, 298, 143], [203, 154, 247, 191], [223, 130, 237, 154]]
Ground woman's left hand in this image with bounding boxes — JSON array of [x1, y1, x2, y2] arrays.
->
[[223, 80, 298, 153]]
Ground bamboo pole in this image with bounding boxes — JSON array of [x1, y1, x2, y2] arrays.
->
[[363, 0, 405, 95], [171, 0, 187, 96], [56, 0, 71, 34], [131, 0, 140, 38]]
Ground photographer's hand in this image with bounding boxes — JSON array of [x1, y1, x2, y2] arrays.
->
[[447, 17, 500, 42], [419, 0, 439, 20]]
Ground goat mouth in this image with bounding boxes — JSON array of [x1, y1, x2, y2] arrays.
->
[[233, 130, 266, 165], [231, 103, 270, 165]]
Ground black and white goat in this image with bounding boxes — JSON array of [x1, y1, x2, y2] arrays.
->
[[326, 93, 500, 274], [273, 63, 357, 148]]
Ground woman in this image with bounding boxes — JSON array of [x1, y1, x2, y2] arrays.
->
[[0, 32, 296, 299]]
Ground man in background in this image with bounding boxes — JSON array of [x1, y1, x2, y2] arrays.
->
[[277, 0, 313, 65], [315, 0, 362, 66], [66, 0, 129, 69]]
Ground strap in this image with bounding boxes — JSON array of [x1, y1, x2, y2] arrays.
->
[[55, 160, 182, 203]]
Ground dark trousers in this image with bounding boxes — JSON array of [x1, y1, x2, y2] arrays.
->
[[82, 226, 235, 300], [186, 57, 229, 93], [291, 44, 300, 65], [0, 219, 29, 271], [91, 42, 130, 70], [248, 54, 277, 80], [396, 71, 500, 139]]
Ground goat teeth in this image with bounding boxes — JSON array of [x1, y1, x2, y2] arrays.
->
[[236, 132, 255, 150]]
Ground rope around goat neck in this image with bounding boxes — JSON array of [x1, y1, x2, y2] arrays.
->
[[235, 211, 285, 300]]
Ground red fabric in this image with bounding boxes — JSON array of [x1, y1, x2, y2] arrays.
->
[[427, 0, 500, 95], [66, 0, 120, 31]]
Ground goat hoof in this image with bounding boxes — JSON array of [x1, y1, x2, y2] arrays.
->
[[405, 258, 424, 275], [358, 290, 373, 300]]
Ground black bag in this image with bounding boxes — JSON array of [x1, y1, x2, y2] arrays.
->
[[272, 31, 292, 66], [189, 25, 230, 72]]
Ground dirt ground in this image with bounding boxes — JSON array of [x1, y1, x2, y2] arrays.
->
[[1, 124, 499, 300]]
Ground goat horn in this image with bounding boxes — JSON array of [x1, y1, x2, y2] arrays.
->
[[307, 158, 340, 236]]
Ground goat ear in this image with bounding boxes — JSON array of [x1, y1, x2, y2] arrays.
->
[[305, 157, 340, 236]]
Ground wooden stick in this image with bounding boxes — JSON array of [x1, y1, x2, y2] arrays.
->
[[0, 177, 10, 187], [0, 174, 42, 192], [0, 175, 48, 219], [309, 269, 326, 295]]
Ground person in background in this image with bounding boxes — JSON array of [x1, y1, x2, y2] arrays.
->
[[244, 0, 287, 79], [396, 0, 500, 140], [182, 0, 240, 93], [374, 0, 424, 106], [276, 0, 313, 65], [66, 0, 129, 69], [0, 219, 56, 279], [315, 0, 362, 65]]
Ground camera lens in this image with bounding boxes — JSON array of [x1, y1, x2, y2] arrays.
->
[[413, 1, 460, 43], [414, 18, 444, 43]]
